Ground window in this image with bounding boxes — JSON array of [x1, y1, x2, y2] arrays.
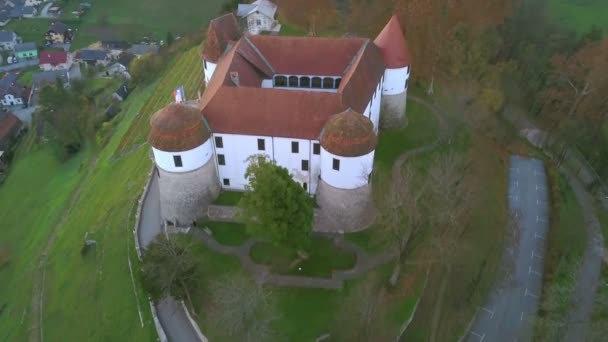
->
[[173, 155, 183, 167], [217, 154, 225, 165], [291, 141, 299, 153], [301, 160, 309, 171], [215, 136, 223, 148], [323, 77, 334, 89], [311, 77, 322, 88], [289, 76, 298, 87], [274, 75, 287, 87], [257, 138, 265, 151], [303, 182, 308, 191], [334, 78, 342, 88], [299, 76, 310, 88], [223, 178, 230, 186], [256, 19, 261, 25], [313, 143, 320, 155], [332, 158, 340, 171]]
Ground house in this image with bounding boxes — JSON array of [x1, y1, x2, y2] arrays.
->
[[45, 22, 73, 44], [0, 112, 22, 148], [101, 40, 130, 57], [0, 14, 10, 27], [75, 49, 111, 66], [22, 6, 36, 18], [236, 0, 281, 35], [129, 44, 159, 57], [0, 73, 28, 107], [112, 82, 130, 101], [148, 14, 412, 230], [0, 30, 19, 50], [14, 42, 37, 60], [39, 50, 72, 71], [117, 51, 135, 68], [101, 62, 130, 79], [25, 0, 43, 6]]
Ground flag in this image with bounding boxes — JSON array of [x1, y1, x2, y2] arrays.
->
[[173, 86, 185, 103]]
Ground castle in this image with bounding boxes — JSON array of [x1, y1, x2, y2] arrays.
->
[[148, 13, 411, 232]]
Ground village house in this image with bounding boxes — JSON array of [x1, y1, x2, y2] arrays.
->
[[75, 49, 111, 66], [102, 62, 130, 79], [45, 22, 73, 44], [236, 0, 281, 35], [39, 50, 72, 71], [101, 40, 130, 57], [0, 30, 19, 50], [0, 72, 28, 107], [25, 0, 44, 6], [149, 14, 411, 230], [112, 82, 130, 101], [0, 112, 22, 148], [13, 42, 37, 60], [129, 43, 159, 57]]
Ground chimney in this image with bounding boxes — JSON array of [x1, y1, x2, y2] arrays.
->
[[229, 71, 240, 87]]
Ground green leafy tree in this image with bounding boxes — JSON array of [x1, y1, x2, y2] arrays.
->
[[239, 155, 313, 250], [166, 31, 174, 46], [129, 53, 165, 85], [141, 234, 200, 312]]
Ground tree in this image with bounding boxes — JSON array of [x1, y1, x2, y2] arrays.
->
[[239, 155, 313, 250], [129, 53, 165, 85], [166, 31, 174, 46], [209, 274, 277, 342], [374, 165, 427, 286], [277, 0, 337, 35], [141, 234, 199, 313]]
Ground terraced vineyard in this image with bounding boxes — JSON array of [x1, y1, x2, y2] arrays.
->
[[115, 45, 204, 157]]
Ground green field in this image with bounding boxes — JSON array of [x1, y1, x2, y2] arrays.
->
[[548, 0, 608, 34]]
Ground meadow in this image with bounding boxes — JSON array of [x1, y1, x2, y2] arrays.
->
[[548, 0, 608, 34]]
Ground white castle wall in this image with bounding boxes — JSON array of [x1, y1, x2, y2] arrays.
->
[[320, 147, 374, 190], [212, 133, 320, 194], [382, 66, 409, 96], [203, 60, 217, 84], [362, 79, 383, 132], [152, 140, 213, 173]]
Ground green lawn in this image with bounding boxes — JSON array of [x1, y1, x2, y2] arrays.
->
[[344, 224, 389, 254], [250, 238, 356, 278], [374, 100, 438, 171], [201, 221, 249, 246], [213, 191, 244, 206], [548, 0, 608, 35], [16, 67, 39, 87]]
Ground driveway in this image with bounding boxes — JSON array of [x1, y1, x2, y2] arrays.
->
[[10, 106, 36, 125], [466, 156, 549, 342], [138, 172, 203, 342]]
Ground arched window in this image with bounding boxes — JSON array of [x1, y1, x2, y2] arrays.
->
[[299, 76, 310, 88], [311, 77, 322, 88], [274, 75, 287, 87], [323, 77, 334, 89], [334, 78, 342, 89], [289, 76, 299, 87]]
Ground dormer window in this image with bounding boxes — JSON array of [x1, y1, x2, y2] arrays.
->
[[311, 77, 322, 88], [323, 77, 334, 89], [289, 76, 299, 87], [274, 75, 287, 87]]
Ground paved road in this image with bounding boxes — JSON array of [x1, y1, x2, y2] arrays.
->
[[466, 156, 549, 342], [0, 59, 39, 72], [138, 172, 203, 342]]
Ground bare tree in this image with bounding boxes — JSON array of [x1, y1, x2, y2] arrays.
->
[[209, 275, 277, 342], [374, 165, 428, 286], [141, 234, 199, 313]]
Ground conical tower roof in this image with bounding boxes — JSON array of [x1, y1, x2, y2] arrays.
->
[[148, 104, 211, 152], [321, 109, 377, 157], [373, 15, 411, 68]]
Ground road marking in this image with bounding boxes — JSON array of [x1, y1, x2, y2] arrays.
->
[[534, 232, 545, 240], [515, 180, 519, 188], [508, 195, 518, 201], [520, 312, 524, 321], [480, 306, 494, 319], [525, 288, 539, 298], [529, 266, 542, 276], [532, 250, 544, 259], [536, 216, 547, 223], [470, 331, 485, 341], [536, 185, 545, 191], [536, 199, 547, 205]]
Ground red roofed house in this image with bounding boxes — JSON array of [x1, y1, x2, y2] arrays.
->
[[39, 50, 73, 71], [148, 14, 412, 231], [0, 112, 22, 148]]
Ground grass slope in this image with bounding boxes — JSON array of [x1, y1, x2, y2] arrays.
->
[[548, 0, 608, 35]]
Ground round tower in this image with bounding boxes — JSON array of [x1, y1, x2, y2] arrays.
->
[[316, 110, 377, 232], [148, 103, 220, 226], [374, 15, 411, 129]]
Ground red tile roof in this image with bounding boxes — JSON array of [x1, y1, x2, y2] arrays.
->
[[39, 50, 68, 65], [148, 104, 211, 152], [321, 109, 377, 157], [374, 15, 410, 68], [202, 13, 242, 63], [0, 112, 22, 145]]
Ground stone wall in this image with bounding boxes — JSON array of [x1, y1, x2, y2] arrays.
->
[[314, 179, 376, 233], [158, 159, 220, 226], [380, 92, 407, 129]]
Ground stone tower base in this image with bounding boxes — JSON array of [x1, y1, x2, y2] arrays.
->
[[380, 92, 408, 129], [314, 179, 376, 233], [157, 160, 220, 226]]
